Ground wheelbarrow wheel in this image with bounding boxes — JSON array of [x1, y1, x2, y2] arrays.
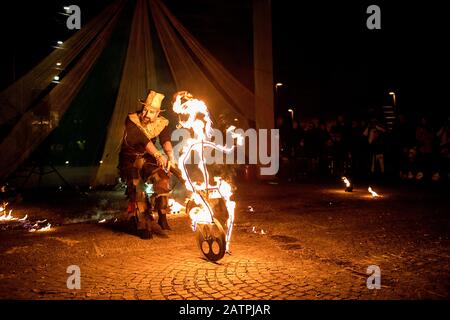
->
[[186, 200, 227, 262], [196, 218, 226, 262]]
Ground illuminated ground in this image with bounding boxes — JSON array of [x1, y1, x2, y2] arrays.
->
[[0, 181, 449, 300]]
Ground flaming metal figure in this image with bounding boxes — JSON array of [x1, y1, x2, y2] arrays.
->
[[172, 91, 242, 261]]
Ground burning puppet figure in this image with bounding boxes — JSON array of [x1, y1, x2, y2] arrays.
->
[[172, 91, 241, 260], [118, 90, 175, 239]]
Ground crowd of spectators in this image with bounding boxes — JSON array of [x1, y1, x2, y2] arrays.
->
[[276, 113, 450, 183]]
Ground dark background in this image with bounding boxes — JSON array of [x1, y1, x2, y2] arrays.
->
[[0, 1, 448, 115], [0, 0, 448, 165]]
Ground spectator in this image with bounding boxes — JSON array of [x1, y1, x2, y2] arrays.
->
[[363, 118, 386, 178], [415, 116, 435, 180]]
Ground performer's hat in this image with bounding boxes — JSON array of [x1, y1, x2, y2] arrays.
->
[[139, 90, 165, 111]]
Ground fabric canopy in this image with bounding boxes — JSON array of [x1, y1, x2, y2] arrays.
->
[[0, 0, 274, 185], [0, 0, 126, 179]]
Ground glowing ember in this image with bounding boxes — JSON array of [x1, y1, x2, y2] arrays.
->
[[368, 186, 380, 198], [30, 223, 52, 233], [173, 93, 242, 253]]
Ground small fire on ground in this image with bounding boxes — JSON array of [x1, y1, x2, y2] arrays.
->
[[0, 202, 52, 232], [368, 186, 381, 198]]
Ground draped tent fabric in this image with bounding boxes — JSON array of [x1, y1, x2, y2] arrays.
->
[[0, 0, 274, 185], [152, 0, 257, 124], [0, 0, 126, 180], [150, 0, 254, 127], [0, 1, 125, 127], [93, 0, 260, 185], [94, 0, 157, 186]]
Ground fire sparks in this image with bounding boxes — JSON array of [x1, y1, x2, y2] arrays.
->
[[0, 202, 27, 222], [368, 186, 380, 198], [173, 93, 242, 253]]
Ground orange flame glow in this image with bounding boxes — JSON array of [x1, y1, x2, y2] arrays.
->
[[368, 186, 380, 198], [342, 177, 351, 188], [0, 202, 27, 222], [169, 199, 184, 214]]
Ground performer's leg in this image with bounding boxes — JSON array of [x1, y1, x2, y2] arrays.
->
[[134, 186, 153, 239], [123, 179, 138, 232], [151, 169, 172, 230]]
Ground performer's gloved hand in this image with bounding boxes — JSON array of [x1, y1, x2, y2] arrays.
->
[[154, 151, 168, 169]]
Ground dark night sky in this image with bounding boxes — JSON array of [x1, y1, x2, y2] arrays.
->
[[0, 0, 448, 120], [271, 1, 448, 118]]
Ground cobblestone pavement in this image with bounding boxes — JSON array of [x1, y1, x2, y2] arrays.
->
[[1, 182, 449, 300]]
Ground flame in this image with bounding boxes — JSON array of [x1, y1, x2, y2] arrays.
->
[[342, 177, 351, 188], [173, 93, 242, 253], [0, 203, 27, 222], [29, 223, 52, 233], [169, 199, 184, 214], [1, 202, 51, 232], [37, 223, 52, 232], [98, 219, 106, 223], [368, 186, 380, 198]]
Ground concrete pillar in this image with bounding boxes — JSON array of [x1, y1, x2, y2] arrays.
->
[[253, 0, 276, 179], [253, 0, 274, 130]]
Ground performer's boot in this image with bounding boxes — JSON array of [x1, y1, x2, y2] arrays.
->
[[156, 196, 171, 230], [158, 211, 171, 231]]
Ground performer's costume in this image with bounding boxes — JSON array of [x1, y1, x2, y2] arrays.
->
[[118, 92, 172, 238]]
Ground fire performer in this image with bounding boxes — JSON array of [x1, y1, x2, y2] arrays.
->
[[118, 90, 174, 239]]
